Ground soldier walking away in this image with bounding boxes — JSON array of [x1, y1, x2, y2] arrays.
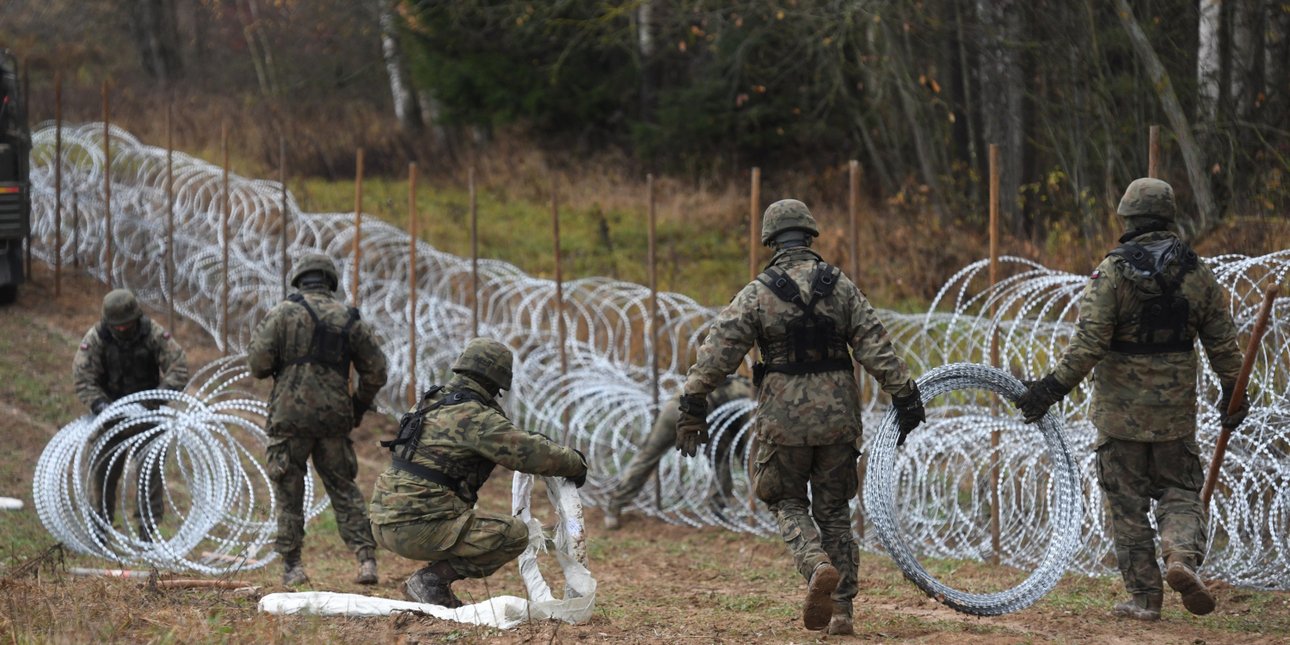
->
[[368, 338, 588, 607], [247, 253, 389, 587], [603, 374, 754, 530], [675, 199, 925, 635], [73, 289, 189, 539], [1015, 178, 1247, 621]]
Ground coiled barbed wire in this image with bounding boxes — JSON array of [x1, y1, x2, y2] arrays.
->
[[33, 356, 329, 572], [24, 122, 1290, 592]]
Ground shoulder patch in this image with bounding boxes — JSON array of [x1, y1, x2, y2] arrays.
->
[[162, 331, 172, 340], [79, 342, 89, 350], [1090, 270, 1101, 279]]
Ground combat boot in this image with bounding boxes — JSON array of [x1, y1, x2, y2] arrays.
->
[[355, 558, 378, 585], [827, 600, 854, 636], [803, 562, 840, 631], [1165, 557, 1215, 616], [282, 558, 309, 587], [403, 561, 463, 608], [603, 502, 621, 531], [1111, 593, 1161, 620]]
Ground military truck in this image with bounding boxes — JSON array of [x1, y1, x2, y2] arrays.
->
[[0, 49, 28, 304]]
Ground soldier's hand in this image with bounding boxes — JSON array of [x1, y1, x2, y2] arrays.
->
[[568, 448, 589, 488], [351, 396, 370, 428], [674, 393, 709, 457], [1220, 384, 1250, 429], [1014, 374, 1070, 424], [892, 382, 926, 447]]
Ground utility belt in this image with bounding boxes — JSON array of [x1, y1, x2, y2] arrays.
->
[[1109, 339, 1194, 355], [753, 357, 853, 386], [388, 456, 475, 504]]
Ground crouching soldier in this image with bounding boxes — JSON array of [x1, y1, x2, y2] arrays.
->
[[368, 338, 589, 606]]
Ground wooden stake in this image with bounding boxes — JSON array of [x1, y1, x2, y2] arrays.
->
[[647, 173, 662, 508], [849, 159, 866, 536], [21, 60, 30, 280], [102, 81, 112, 287], [220, 121, 230, 353], [470, 168, 479, 338], [1148, 125, 1160, 179], [53, 70, 62, 296], [407, 162, 419, 407], [748, 167, 761, 281], [72, 197, 79, 268], [279, 137, 288, 298], [1202, 285, 1279, 508], [352, 148, 364, 307], [988, 143, 1002, 565], [165, 100, 175, 333], [552, 176, 567, 377]]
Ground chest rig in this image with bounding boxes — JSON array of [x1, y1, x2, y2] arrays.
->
[[286, 293, 359, 374], [381, 385, 493, 504], [97, 318, 160, 399], [1107, 238, 1200, 354], [752, 261, 852, 386]]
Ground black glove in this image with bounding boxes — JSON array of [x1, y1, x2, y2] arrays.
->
[[674, 393, 709, 457], [91, 400, 109, 416], [892, 382, 926, 447], [568, 448, 588, 488], [1220, 383, 1250, 429], [352, 396, 370, 428], [1014, 374, 1071, 424]]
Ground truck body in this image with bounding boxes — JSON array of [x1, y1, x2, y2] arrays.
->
[[0, 49, 29, 304]]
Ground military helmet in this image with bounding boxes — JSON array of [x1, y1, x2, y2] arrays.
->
[[760, 199, 820, 246], [451, 338, 514, 390], [1117, 178, 1176, 222], [290, 253, 340, 290], [102, 289, 143, 326]]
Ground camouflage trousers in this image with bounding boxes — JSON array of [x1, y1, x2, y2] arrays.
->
[[91, 422, 164, 531], [1096, 435, 1207, 598], [608, 399, 741, 512], [267, 436, 376, 562], [372, 509, 528, 579], [752, 440, 860, 604]]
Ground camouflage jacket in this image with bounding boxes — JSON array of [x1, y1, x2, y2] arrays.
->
[[368, 374, 587, 527], [246, 285, 388, 437], [73, 317, 189, 411], [683, 248, 915, 446], [1051, 230, 1243, 442]]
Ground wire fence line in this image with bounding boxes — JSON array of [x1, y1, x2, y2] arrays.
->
[[25, 122, 1290, 590]]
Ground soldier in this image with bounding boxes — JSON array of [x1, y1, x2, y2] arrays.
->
[[369, 338, 588, 607], [603, 375, 754, 530], [247, 253, 389, 587], [676, 199, 925, 635], [1015, 178, 1247, 621], [74, 289, 189, 538]]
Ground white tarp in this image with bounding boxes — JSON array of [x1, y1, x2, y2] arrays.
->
[[0, 497, 23, 510], [258, 474, 595, 628]]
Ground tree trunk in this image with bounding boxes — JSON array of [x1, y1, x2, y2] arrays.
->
[[377, 0, 422, 133], [1114, 0, 1219, 234], [1265, 1, 1290, 114], [637, 0, 659, 124], [1229, 0, 1261, 121], [1197, 0, 1222, 122], [974, 0, 1026, 234], [129, 0, 183, 84]]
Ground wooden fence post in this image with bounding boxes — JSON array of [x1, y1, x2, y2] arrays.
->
[[352, 148, 364, 307], [102, 81, 112, 288], [1148, 125, 1160, 179], [53, 70, 62, 296], [988, 143, 1002, 566], [470, 168, 479, 338], [407, 162, 419, 407], [221, 122, 230, 353], [166, 100, 175, 332], [279, 137, 288, 298]]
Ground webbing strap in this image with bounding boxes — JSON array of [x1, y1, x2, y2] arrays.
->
[[1109, 339, 1194, 355], [389, 457, 470, 503]]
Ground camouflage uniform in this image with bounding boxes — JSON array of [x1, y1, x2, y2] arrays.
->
[[73, 289, 188, 532], [605, 376, 754, 522], [369, 373, 587, 580], [1024, 179, 1244, 618], [246, 257, 388, 576], [681, 200, 917, 632]]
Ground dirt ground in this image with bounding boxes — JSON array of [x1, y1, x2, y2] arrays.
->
[[1, 263, 1288, 644]]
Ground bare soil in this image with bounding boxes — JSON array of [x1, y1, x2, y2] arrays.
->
[[1, 263, 1288, 643]]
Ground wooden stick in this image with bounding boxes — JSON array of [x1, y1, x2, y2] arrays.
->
[[166, 100, 175, 333], [279, 136, 288, 298], [352, 148, 364, 307], [470, 168, 479, 338], [988, 143, 1002, 565], [647, 173, 662, 508], [746, 167, 761, 513], [1201, 284, 1279, 508], [22, 60, 30, 280], [552, 176, 567, 376], [72, 197, 79, 268], [53, 70, 62, 296], [220, 122, 230, 353], [1148, 125, 1160, 179], [407, 162, 418, 407], [102, 81, 112, 287], [848, 160, 866, 537]]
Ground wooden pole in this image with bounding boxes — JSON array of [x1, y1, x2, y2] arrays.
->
[[647, 173, 662, 507], [1148, 125, 1160, 179], [407, 162, 419, 407], [165, 100, 175, 333], [72, 197, 79, 268], [220, 122, 230, 353], [352, 148, 364, 307], [988, 143, 1002, 565], [53, 70, 62, 297], [279, 137, 288, 298], [21, 60, 30, 280], [470, 168, 479, 338], [849, 159, 866, 539], [748, 167, 761, 281], [552, 176, 567, 377], [102, 81, 112, 288], [1201, 285, 1279, 508]]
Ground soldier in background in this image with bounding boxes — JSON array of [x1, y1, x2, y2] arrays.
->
[[1016, 178, 1247, 621], [675, 199, 925, 635], [369, 338, 588, 607], [74, 289, 189, 538], [603, 374, 754, 530], [247, 253, 388, 587]]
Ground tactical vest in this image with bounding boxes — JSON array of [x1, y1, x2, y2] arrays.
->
[[381, 385, 494, 504], [97, 318, 161, 399], [286, 293, 359, 375], [753, 261, 852, 386], [1107, 238, 1200, 354]]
